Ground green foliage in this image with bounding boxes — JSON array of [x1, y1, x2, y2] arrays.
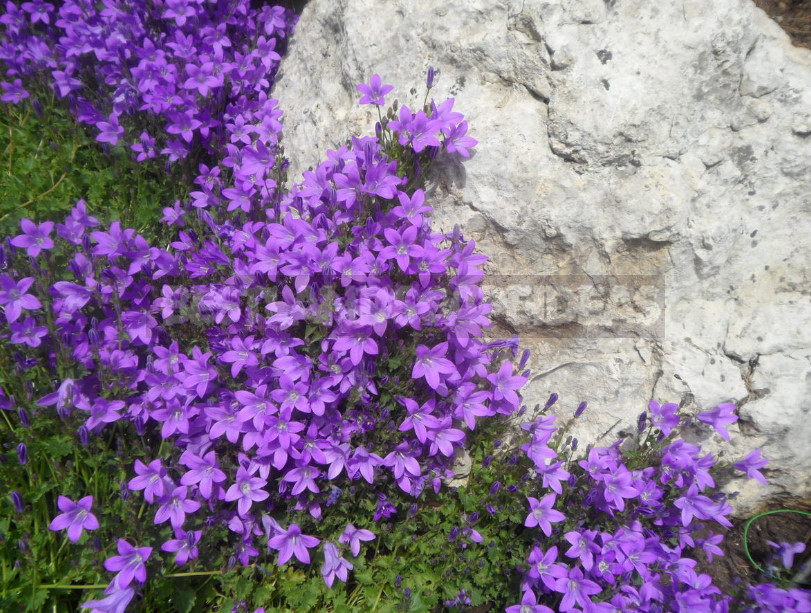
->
[[0, 85, 186, 243]]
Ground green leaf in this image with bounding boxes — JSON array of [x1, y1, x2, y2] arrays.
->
[[172, 588, 196, 613], [38, 435, 74, 460], [354, 568, 375, 586], [22, 586, 48, 612]]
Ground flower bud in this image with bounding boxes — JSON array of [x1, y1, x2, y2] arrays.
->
[[571, 437, 579, 451], [427, 66, 435, 89], [76, 425, 89, 446], [17, 443, 26, 465], [10, 491, 23, 513], [545, 393, 559, 409], [18, 408, 29, 428], [575, 401, 588, 418], [489, 481, 501, 496], [638, 411, 648, 433], [448, 526, 459, 542]]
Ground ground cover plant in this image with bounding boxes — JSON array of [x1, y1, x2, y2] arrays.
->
[[0, 82, 185, 242], [1, 2, 810, 612]]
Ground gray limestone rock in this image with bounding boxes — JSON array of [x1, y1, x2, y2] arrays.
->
[[274, 0, 811, 512]]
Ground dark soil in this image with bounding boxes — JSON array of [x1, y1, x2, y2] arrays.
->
[[753, 0, 811, 48], [697, 502, 811, 600]]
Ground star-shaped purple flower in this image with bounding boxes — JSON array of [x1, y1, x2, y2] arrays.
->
[[338, 524, 375, 557], [524, 493, 565, 537], [734, 449, 769, 485], [0, 274, 41, 324], [356, 74, 393, 106], [223, 467, 269, 516], [154, 486, 200, 530], [268, 523, 320, 565], [766, 540, 805, 570], [48, 495, 99, 543], [649, 400, 680, 436], [555, 567, 602, 611], [412, 342, 457, 390], [506, 588, 554, 613], [321, 542, 353, 587], [80, 577, 134, 613], [103, 539, 152, 587], [127, 458, 169, 503], [696, 402, 738, 441], [10, 217, 55, 258]]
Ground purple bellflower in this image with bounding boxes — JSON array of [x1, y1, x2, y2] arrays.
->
[[338, 524, 375, 557], [48, 495, 99, 542], [321, 542, 353, 587], [10, 219, 54, 257], [0, 274, 42, 323], [356, 74, 393, 105], [224, 467, 269, 516], [734, 449, 769, 485], [696, 402, 738, 440], [268, 523, 320, 565], [103, 539, 152, 587], [506, 588, 554, 613], [766, 540, 806, 570], [649, 400, 680, 436], [80, 577, 135, 613], [524, 493, 566, 537]]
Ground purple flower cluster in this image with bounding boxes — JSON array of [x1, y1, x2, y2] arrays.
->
[[504, 403, 811, 612], [3, 7, 808, 610], [1, 28, 527, 600], [0, 0, 295, 171]]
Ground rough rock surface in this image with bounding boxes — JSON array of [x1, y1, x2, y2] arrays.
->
[[274, 0, 811, 512]]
